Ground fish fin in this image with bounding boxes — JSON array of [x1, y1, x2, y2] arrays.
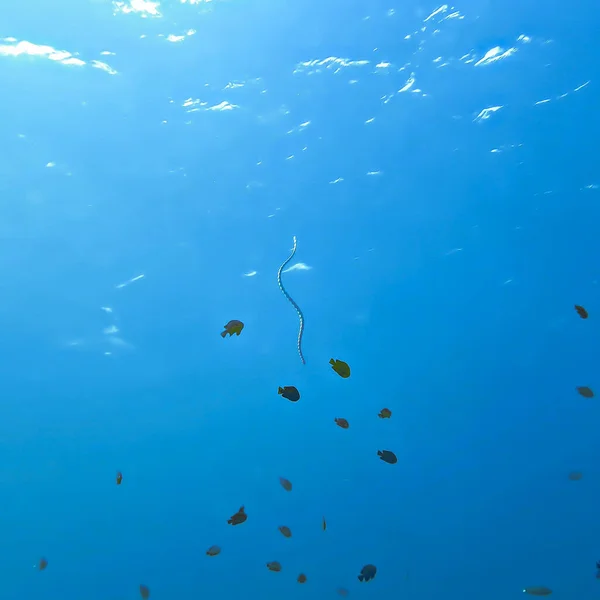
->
[[235, 330, 241, 335]]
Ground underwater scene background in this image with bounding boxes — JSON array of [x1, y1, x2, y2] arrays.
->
[[0, 0, 599, 599]]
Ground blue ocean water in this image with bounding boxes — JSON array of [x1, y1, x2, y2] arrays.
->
[[1, 0, 599, 598]]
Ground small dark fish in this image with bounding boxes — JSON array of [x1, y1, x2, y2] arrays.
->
[[278, 526, 292, 538], [38, 557, 48, 571], [297, 574, 307, 584], [358, 564, 377, 582], [140, 585, 150, 599], [278, 386, 300, 402], [575, 305, 588, 319], [267, 561, 282, 572], [330, 358, 351, 378], [377, 450, 397, 464], [334, 418, 349, 429], [227, 506, 247, 525], [206, 545, 221, 556], [116, 471, 123, 485], [568, 471, 583, 481], [378, 408, 392, 419], [279, 477, 292, 491], [337, 589, 349, 597], [577, 386, 594, 398], [221, 320, 244, 338], [322, 516, 326, 531], [523, 587, 552, 596]]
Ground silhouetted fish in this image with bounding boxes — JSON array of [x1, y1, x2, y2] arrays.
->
[[358, 564, 377, 582], [523, 587, 552, 596], [221, 320, 244, 338], [377, 450, 397, 464], [278, 386, 300, 402]]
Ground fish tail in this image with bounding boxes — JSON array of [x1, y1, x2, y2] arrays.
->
[[377, 450, 382, 457], [220, 330, 227, 338], [329, 358, 335, 365], [358, 575, 364, 582], [278, 387, 284, 394]]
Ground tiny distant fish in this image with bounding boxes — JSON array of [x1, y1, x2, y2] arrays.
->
[[297, 574, 307, 584], [330, 358, 351, 378], [278, 526, 292, 538], [378, 408, 392, 419], [337, 588, 349, 597], [378, 450, 397, 464], [116, 471, 123, 485], [358, 564, 377, 582], [38, 557, 48, 571], [206, 545, 221, 556], [279, 477, 293, 491], [568, 471, 583, 481], [267, 561, 282, 572], [575, 305, 589, 319], [523, 587, 552, 596], [221, 320, 244, 338], [278, 386, 300, 402], [140, 585, 150, 599], [227, 506, 247, 525], [577, 386, 594, 398], [322, 516, 327, 531], [334, 418, 350, 429]]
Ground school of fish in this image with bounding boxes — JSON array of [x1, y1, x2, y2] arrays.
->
[[32, 298, 595, 596], [519, 304, 596, 597]]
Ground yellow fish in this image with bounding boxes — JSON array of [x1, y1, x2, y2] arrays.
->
[[329, 358, 350, 378], [221, 320, 244, 338]]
